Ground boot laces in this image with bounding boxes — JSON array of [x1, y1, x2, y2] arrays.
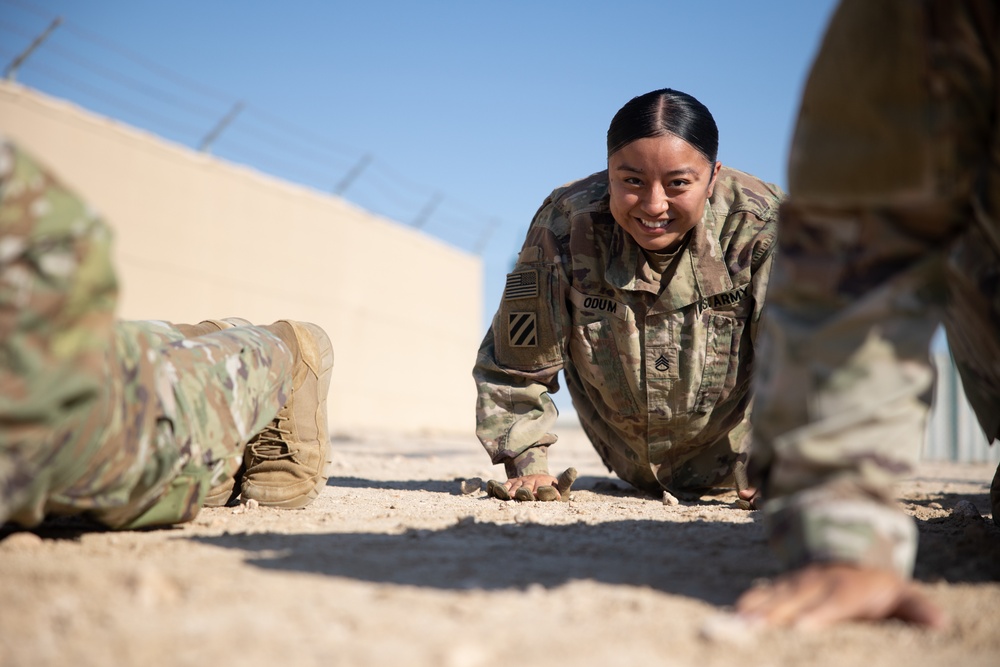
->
[[248, 416, 299, 461]]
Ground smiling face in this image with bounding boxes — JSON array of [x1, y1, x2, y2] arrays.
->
[[608, 133, 721, 253]]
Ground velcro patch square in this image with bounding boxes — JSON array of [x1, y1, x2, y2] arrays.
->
[[503, 270, 538, 300], [508, 312, 538, 347]]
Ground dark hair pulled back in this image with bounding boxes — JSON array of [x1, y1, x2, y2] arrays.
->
[[606, 88, 718, 164]]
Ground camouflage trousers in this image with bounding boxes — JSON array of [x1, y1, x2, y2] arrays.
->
[[0, 140, 292, 529], [749, 0, 1000, 576], [90, 321, 293, 529]]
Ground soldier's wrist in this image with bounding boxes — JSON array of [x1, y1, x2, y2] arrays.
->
[[763, 490, 918, 577], [504, 445, 550, 479]]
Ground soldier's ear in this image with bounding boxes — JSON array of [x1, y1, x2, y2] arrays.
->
[[707, 161, 722, 198]]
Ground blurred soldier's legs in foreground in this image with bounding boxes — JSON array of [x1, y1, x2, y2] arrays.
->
[[751, 0, 999, 574], [737, 0, 997, 630], [0, 141, 333, 530]]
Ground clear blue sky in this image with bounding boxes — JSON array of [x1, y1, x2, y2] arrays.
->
[[0, 0, 840, 334], [0, 0, 966, 440]]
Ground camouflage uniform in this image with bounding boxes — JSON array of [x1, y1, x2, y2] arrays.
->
[[0, 140, 292, 529], [475, 167, 782, 496], [750, 0, 999, 576]]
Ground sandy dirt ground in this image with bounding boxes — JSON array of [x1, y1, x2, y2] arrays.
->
[[2, 423, 999, 667]]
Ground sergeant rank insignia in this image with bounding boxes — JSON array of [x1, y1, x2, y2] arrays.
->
[[508, 312, 537, 347], [654, 354, 671, 372], [504, 270, 538, 300]]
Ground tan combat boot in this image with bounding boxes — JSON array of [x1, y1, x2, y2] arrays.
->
[[241, 320, 334, 509], [172, 317, 253, 507]]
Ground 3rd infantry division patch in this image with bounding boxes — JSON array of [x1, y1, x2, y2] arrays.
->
[[508, 312, 537, 347]]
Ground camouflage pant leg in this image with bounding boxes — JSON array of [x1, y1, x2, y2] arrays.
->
[[0, 139, 294, 529], [0, 140, 121, 527], [750, 0, 999, 575], [87, 321, 293, 529]]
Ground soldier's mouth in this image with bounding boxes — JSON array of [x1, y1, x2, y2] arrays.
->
[[638, 218, 671, 230]]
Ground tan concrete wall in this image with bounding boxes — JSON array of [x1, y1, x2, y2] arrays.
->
[[0, 82, 482, 435]]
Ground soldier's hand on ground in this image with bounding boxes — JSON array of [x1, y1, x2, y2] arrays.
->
[[486, 474, 557, 501], [486, 469, 577, 501], [735, 562, 948, 630], [736, 486, 760, 510]]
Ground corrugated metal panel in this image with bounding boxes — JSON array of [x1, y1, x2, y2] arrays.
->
[[925, 351, 1000, 462]]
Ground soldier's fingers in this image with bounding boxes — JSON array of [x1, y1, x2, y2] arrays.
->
[[535, 485, 559, 502], [737, 487, 759, 510], [735, 579, 782, 617], [891, 586, 949, 630], [754, 582, 830, 628], [486, 479, 511, 500], [556, 467, 578, 501], [736, 575, 822, 627], [513, 487, 535, 502], [791, 571, 947, 631]]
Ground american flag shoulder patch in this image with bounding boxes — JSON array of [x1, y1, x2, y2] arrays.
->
[[507, 312, 538, 347], [503, 270, 538, 300]]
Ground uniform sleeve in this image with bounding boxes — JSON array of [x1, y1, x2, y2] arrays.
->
[[748, 198, 928, 576], [473, 204, 569, 478], [748, 226, 777, 344]]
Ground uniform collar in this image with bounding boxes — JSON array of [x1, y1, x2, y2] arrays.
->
[[604, 203, 733, 311]]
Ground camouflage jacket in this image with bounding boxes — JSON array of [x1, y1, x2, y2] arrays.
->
[[474, 167, 783, 494]]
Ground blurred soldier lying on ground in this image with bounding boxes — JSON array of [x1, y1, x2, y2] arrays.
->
[[0, 139, 333, 530], [737, 0, 998, 629]]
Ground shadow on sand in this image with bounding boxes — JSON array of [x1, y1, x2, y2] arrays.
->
[[190, 515, 776, 606]]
